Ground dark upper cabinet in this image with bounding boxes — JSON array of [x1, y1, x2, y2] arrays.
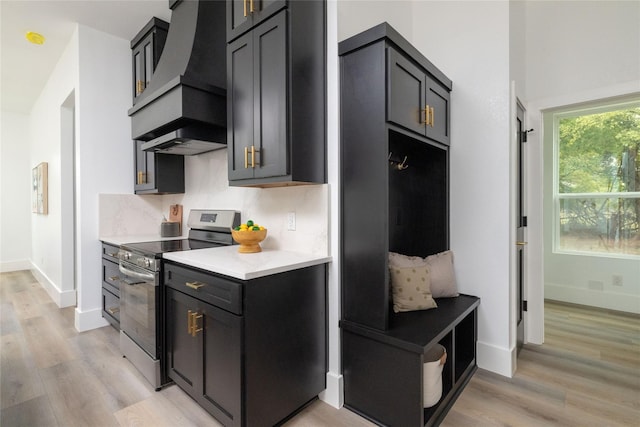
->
[[130, 18, 184, 195], [131, 17, 168, 105], [227, 0, 286, 42], [228, 11, 287, 182], [227, 2, 326, 187], [133, 140, 185, 194], [388, 47, 451, 145]]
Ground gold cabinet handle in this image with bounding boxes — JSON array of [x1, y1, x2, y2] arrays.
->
[[107, 307, 120, 315], [421, 106, 429, 125], [187, 309, 193, 334], [249, 0, 254, 13], [516, 241, 528, 246], [429, 106, 435, 127], [108, 276, 120, 282], [136, 80, 144, 95], [107, 252, 118, 257], [243, 0, 247, 16], [185, 281, 204, 290], [244, 146, 249, 169], [191, 313, 203, 337], [251, 145, 256, 168], [137, 171, 147, 185]]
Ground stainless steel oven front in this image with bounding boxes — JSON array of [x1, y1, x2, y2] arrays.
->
[[117, 254, 164, 389], [118, 260, 159, 358]]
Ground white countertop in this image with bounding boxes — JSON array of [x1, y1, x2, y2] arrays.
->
[[100, 235, 185, 245], [163, 245, 331, 280]]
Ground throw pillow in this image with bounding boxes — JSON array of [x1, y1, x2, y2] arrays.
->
[[389, 266, 438, 313], [424, 250, 459, 298]]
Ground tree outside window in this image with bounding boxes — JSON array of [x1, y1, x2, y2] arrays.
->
[[555, 101, 640, 256]]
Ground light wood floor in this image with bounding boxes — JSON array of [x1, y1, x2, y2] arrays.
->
[[1, 270, 638, 426]]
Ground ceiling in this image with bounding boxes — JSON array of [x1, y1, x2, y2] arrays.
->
[[0, 0, 172, 114]]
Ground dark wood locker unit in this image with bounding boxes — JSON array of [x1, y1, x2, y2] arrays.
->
[[101, 243, 121, 328], [164, 261, 327, 427], [227, 0, 286, 42], [339, 23, 478, 426], [133, 140, 185, 195], [226, 1, 326, 187], [130, 18, 185, 195], [131, 17, 169, 105]]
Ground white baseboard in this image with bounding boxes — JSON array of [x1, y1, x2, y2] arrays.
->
[[0, 259, 32, 272], [545, 283, 640, 314], [319, 371, 343, 409], [75, 306, 109, 332], [30, 264, 76, 308], [477, 341, 515, 378]]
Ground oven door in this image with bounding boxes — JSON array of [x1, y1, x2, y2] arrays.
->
[[119, 261, 159, 359]]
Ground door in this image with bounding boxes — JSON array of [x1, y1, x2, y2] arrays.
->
[[515, 100, 527, 353], [166, 288, 200, 395], [228, 33, 255, 181], [227, 0, 287, 41], [425, 77, 450, 145], [253, 11, 287, 179], [387, 47, 426, 136]]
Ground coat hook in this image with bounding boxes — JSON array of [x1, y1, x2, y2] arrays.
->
[[388, 152, 408, 170]]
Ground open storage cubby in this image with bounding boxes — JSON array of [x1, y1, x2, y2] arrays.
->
[[340, 22, 479, 426]]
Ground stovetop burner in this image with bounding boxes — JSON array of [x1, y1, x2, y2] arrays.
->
[[120, 239, 224, 257], [118, 209, 240, 271]]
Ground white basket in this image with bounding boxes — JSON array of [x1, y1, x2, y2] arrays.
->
[[423, 344, 447, 408]]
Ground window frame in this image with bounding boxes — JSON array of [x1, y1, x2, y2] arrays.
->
[[552, 99, 640, 259]]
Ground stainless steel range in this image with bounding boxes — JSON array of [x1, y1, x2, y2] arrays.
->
[[117, 209, 240, 389]]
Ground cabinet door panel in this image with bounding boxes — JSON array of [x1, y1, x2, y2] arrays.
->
[[228, 35, 256, 180], [228, 0, 252, 39], [134, 140, 156, 192], [227, 0, 287, 42], [166, 289, 199, 394], [387, 48, 426, 136], [425, 78, 450, 145], [201, 303, 242, 427], [253, 12, 287, 179]]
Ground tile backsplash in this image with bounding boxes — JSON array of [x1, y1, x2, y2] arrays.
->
[[99, 149, 329, 256]]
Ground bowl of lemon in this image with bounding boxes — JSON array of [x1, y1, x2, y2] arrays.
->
[[231, 220, 267, 253]]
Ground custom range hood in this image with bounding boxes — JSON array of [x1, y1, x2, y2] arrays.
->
[[128, 0, 226, 155]]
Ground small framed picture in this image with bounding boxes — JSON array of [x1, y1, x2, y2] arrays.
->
[[32, 162, 48, 215]]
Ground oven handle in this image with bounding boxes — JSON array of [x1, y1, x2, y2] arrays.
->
[[119, 263, 156, 283]]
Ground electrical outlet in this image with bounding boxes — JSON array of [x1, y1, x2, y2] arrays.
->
[[287, 212, 296, 231], [612, 275, 623, 287]]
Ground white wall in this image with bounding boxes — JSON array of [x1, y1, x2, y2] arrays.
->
[[337, 1, 515, 377], [0, 111, 32, 271], [29, 28, 78, 304], [75, 25, 134, 330], [524, 1, 640, 323], [28, 24, 133, 330]]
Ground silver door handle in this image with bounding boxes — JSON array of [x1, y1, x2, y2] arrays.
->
[[118, 264, 155, 282]]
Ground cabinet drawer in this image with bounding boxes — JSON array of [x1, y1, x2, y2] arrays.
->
[[102, 259, 121, 296], [102, 243, 120, 263], [102, 287, 120, 326], [164, 263, 243, 315]]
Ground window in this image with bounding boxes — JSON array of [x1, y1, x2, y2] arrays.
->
[[554, 100, 640, 257]]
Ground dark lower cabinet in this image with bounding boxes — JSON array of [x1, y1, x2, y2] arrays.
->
[[101, 243, 121, 329], [341, 296, 479, 426], [164, 261, 327, 427], [166, 287, 242, 426]]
